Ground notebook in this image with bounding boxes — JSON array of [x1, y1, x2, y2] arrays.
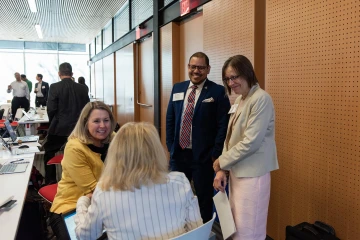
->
[[4, 120, 39, 143]]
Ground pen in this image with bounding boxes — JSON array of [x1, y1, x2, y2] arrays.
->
[[10, 159, 24, 163]]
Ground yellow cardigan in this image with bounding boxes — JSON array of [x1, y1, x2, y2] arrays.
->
[[50, 138, 105, 214]]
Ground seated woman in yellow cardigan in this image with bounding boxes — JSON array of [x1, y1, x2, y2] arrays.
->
[[48, 101, 116, 240]]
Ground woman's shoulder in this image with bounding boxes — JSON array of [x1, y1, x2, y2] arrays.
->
[[65, 138, 89, 153], [167, 172, 191, 186]]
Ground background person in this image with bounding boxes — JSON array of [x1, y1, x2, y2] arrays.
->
[[44, 62, 89, 184], [21, 74, 32, 93], [77, 76, 89, 92], [166, 52, 230, 222], [213, 55, 279, 240], [75, 122, 203, 240], [49, 101, 116, 240], [7, 72, 30, 118], [34, 73, 49, 107]]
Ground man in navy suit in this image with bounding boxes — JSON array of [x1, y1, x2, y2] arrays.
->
[[166, 52, 230, 222], [34, 73, 49, 107]]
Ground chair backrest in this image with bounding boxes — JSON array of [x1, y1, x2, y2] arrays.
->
[[0, 109, 4, 119], [14, 108, 24, 120], [170, 213, 216, 240], [0, 105, 10, 120]]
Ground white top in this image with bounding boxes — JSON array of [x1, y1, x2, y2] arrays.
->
[[36, 81, 43, 97], [180, 80, 206, 149], [75, 172, 203, 240], [7, 81, 30, 100]]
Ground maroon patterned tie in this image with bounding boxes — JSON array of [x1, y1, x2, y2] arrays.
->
[[179, 85, 198, 149]]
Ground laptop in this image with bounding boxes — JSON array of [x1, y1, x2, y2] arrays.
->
[[63, 210, 107, 240], [0, 136, 40, 155], [0, 161, 29, 174], [22, 110, 44, 121], [21, 110, 35, 121], [4, 120, 39, 143]]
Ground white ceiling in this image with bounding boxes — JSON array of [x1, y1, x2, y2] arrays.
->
[[0, 0, 127, 44]]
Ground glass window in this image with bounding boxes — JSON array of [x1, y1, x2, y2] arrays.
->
[[96, 33, 102, 54], [0, 51, 24, 104], [25, 42, 58, 50], [58, 43, 86, 52], [131, 0, 153, 28], [24, 52, 58, 107], [164, 0, 175, 6], [103, 20, 113, 50], [94, 60, 104, 101], [114, 1, 129, 40], [90, 39, 96, 58], [59, 53, 89, 88], [0, 40, 24, 50]]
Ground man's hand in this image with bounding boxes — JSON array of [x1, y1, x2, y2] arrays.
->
[[213, 170, 227, 192], [8, 85, 11, 90], [213, 159, 221, 173], [85, 192, 93, 199]]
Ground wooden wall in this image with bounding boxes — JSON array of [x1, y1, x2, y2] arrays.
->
[[266, 1, 360, 239]]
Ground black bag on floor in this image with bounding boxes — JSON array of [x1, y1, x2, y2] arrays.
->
[[286, 221, 340, 240]]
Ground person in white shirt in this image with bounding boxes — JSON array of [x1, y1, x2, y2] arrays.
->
[[7, 72, 30, 118], [75, 122, 203, 240]]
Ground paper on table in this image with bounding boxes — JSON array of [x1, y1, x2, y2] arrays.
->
[[213, 191, 236, 239]]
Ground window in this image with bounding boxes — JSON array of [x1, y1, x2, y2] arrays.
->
[[103, 20, 113, 50], [131, 0, 153, 28], [114, 1, 129, 40], [96, 33, 102, 54]]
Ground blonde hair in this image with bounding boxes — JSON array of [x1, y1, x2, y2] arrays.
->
[[99, 122, 168, 191], [68, 101, 116, 144]]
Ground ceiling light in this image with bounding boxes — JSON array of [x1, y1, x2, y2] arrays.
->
[[27, 0, 37, 13], [35, 25, 43, 39]]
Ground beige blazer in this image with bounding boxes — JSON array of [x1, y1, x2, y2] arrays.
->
[[219, 84, 279, 177]]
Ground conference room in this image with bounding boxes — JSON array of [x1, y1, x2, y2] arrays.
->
[[0, 0, 358, 240]]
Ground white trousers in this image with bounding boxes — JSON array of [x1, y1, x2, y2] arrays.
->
[[229, 171, 271, 240]]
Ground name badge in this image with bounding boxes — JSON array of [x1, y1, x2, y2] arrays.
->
[[228, 104, 238, 114], [42, 86, 45, 89], [173, 92, 184, 101]]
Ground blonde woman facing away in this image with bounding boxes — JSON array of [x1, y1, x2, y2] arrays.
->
[[213, 55, 279, 240], [75, 122, 203, 240], [49, 101, 116, 240]]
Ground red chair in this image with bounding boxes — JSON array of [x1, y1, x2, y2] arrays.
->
[[47, 154, 64, 165], [38, 184, 58, 203], [37, 155, 63, 203]]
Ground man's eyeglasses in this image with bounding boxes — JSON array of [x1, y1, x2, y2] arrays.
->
[[223, 75, 240, 83], [188, 64, 208, 71]]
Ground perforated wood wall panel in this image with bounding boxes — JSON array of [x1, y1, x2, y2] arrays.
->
[[160, 22, 180, 152], [179, 13, 204, 82], [203, 0, 255, 104], [266, 1, 360, 239]]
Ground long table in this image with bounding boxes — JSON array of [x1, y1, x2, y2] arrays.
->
[[0, 144, 37, 239], [17, 109, 49, 135]]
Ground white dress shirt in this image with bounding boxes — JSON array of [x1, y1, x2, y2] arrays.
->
[[75, 172, 203, 240], [180, 79, 206, 149], [7, 80, 30, 100], [36, 81, 44, 97]]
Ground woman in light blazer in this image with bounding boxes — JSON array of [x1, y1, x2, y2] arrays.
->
[[213, 55, 279, 240]]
